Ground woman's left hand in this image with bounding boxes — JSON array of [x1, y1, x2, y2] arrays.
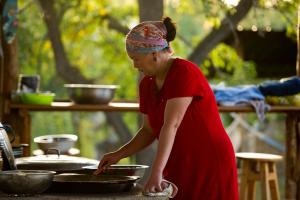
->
[[143, 171, 168, 193]]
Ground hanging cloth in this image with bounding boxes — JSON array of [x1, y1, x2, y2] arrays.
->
[[3, 0, 18, 44]]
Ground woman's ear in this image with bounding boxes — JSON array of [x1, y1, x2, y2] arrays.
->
[[166, 47, 174, 55]]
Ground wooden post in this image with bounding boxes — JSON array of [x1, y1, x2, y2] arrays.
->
[[0, 0, 18, 119], [285, 113, 300, 200], [297, 3, 300, 77], [0, 0, 28, 155], [0, 0, 5, 121]]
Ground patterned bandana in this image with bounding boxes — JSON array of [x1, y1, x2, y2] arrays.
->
[[126, 21, 168, 54]]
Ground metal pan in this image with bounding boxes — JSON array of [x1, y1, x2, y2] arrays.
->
[[48, 174, 140, 193], [80, 164, 149, 177], [16, 154, 99, 173]]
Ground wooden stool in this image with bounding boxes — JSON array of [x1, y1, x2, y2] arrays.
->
[[236, 152, 282, 200]]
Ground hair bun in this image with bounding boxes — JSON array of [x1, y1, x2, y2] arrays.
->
[[163, 17, 176, 42]]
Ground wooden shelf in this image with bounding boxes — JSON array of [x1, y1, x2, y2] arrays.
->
[[9, 101, 300, 113], [219, 105, 300, 113], [9, 102, 140, 112]]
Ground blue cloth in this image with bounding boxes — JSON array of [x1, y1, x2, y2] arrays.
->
[[258, 77, 300, 96], [212, 85, 269, 121], [213, 85, 265, 103]]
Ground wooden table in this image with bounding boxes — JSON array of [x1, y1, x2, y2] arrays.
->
[[0, 185, 168, 200], [6, 102, 300, 200]]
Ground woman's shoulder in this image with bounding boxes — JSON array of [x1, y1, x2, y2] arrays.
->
[[172, 57, 201, 74], [174, 57, 197, 66]]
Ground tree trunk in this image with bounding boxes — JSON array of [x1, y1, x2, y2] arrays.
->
[[138, 0, 163, 22], [188, 0, 255, 65]]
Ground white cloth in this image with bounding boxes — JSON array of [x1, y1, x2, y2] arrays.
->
[[142, 180, 178, 198]]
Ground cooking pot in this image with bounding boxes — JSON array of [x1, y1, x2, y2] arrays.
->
[[48, 174, 140, 193], [0, 170, 55, 195], [16, 154, 99, 173]]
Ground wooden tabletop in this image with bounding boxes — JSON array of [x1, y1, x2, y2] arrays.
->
[[235, 152, 283, 162], [9, 102, 300, 113], [9, 102, 140, 112]]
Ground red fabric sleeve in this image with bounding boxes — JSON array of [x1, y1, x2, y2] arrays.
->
[[139, 77, 148, 114], [165, 60, 205, 100]]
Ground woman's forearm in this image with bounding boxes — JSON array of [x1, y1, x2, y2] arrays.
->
[[151, 124, 177, 173], [117, 127, 156, 158], [151, 97, 192, 174]]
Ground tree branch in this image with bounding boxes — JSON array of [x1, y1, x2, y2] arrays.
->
[[101, 14, 130, 35], [38, 0, 93, 84], [188, 0, 255, 65]]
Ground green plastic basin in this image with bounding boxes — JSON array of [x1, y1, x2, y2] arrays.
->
[[20, 92, 55, 105]]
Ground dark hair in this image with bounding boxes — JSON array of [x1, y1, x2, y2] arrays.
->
[[162, 17, 176, 43]]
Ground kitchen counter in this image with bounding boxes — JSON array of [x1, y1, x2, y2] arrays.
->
[[0, 185, 169, 200]]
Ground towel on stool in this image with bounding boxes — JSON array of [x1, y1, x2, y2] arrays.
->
[[143, 180, 178, 198]]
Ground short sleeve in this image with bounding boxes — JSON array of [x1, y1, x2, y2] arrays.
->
[[165, 59, 205, 100], [139, 77, 149, 114]]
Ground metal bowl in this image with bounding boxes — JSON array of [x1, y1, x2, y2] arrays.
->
[[64, 84, 118, 104], [0, 170, 55, 195], [34, 134, 78, 154]]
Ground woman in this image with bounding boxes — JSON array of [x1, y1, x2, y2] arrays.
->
[[95, 17, 239, 200]]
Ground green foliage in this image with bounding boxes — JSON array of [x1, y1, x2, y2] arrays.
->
[[205, 43, 257, 84]]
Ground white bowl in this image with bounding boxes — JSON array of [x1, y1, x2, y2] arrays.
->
[[34, 134, 78, 154]]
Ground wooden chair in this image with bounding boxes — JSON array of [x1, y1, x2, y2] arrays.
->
[[236, 152, 283, 200]]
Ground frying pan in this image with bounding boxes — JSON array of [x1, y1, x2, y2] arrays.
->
[[48, 174, 140, 193], [80, 164, 149, 177]]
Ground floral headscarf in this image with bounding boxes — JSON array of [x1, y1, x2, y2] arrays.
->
[[125, 21, 168, 54]]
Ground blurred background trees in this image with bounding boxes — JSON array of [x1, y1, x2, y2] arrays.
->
[[16, 0, 297, 168]]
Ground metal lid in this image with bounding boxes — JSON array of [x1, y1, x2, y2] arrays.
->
[[16, 155, 99, 172]]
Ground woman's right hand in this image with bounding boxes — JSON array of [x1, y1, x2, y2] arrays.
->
[[93, 151, 122, 175]]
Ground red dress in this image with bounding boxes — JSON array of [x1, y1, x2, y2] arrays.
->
[[139, 58, 239, 200]]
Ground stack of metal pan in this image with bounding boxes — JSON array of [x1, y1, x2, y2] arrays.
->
[[48, 165, 149, 193]]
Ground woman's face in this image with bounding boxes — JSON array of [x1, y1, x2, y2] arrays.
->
[[127, 52, 156, 76]]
